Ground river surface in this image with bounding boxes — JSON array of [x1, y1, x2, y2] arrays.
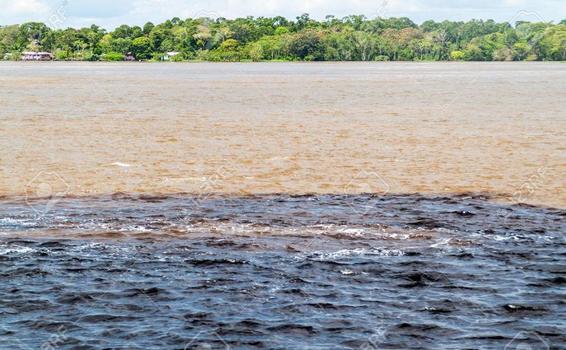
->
[[0, 63, 565, 349], [1, 62, 565, 206]]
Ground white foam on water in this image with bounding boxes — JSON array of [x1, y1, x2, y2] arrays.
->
[[0, 245, 35, 255], [430, 238, 452, 248], [307, 248, 405, 260], [109, 162, 132, 167], [0, 217, 38, 228]]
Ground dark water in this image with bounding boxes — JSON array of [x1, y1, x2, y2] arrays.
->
[[1, 194, 564, 350]]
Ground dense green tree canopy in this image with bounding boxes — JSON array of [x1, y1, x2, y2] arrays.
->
[[1, 14, 565, 61]]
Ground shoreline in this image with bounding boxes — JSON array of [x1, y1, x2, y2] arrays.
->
[[2, 60, 565, 64]]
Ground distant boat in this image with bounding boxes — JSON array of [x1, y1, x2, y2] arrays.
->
[[21, 52, 54, 61]]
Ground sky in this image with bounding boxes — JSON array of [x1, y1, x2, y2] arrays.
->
[[1, 0, 564, 29]]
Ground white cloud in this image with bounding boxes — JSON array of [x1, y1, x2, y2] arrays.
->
[[504, 0, 526, 6], [66, 0, 133, 18], [1, 0, 49, 16]]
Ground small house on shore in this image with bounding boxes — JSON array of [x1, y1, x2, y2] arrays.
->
[[162, 52, 180, 61], [125, 52, 136, 61], [21, 52, 54, 61]]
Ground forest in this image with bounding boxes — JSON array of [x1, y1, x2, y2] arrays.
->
[[1, 14, 565, 61]]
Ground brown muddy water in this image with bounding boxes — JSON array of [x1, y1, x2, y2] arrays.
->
[[0, 62, 565, 350], [1, 62, 565, 206]]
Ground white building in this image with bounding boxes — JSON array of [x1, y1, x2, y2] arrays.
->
[[21, 52, 54, 61], [162, 52, 180, 61]]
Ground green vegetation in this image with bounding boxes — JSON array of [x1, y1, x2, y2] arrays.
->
[[1, 15, 565, 61]]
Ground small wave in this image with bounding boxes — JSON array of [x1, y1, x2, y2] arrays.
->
[[306, 248, 405, 260], [0, 217, 40, 229], [0, 244, 35, 255]]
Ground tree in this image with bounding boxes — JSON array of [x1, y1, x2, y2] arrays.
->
[[248, 35, 286, 60], [463, 43, 483, 60], [113, 25, 134, 39], [352, 31, 378, 61], [493, 47, 512, 61], [512, 42, 530, 60], [18, 22, 51, 51], [111, 37, 132, 54], [131, 36, 151, 59], [540, 25, 566, 60], [55, 28, 79, 56], [192, 19, 214, 49], [450, 50, 465, 60], [143, 22, 155, 35], [102, 52, 125, 61], [220, 38, 239, 50], [208, 38, 241, 61], [275, 27, 289, 35], [295, 13, 315, 31], [149, 26, 170, 51], [0, 25, 22, 53], [288, 30, 325, 60]]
